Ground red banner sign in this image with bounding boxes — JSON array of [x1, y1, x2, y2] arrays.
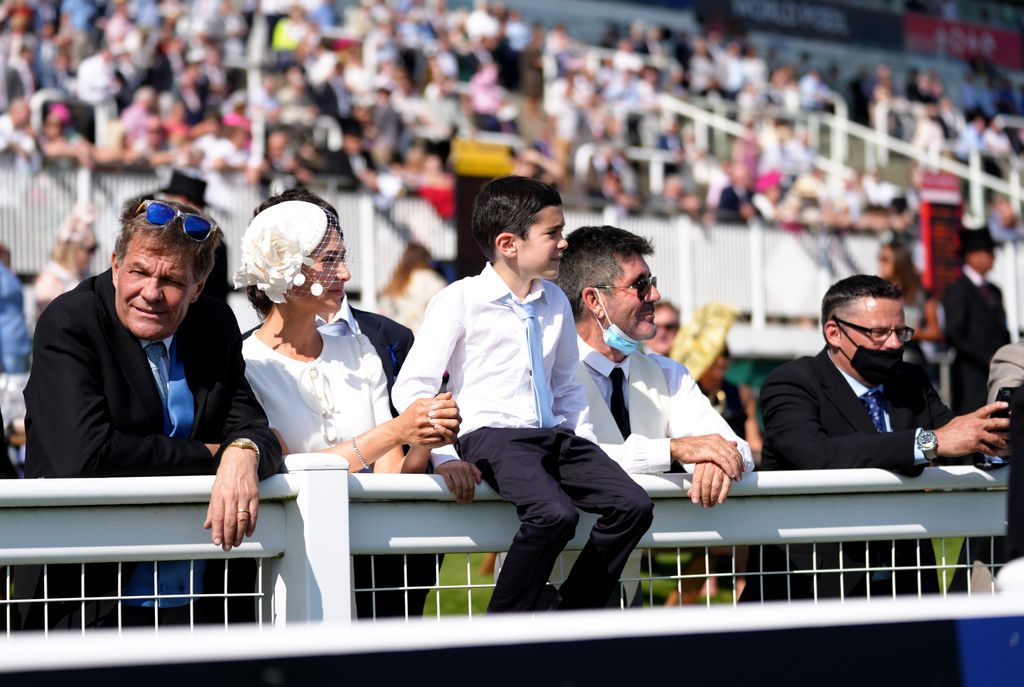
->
[[905, 13, 1022, 69]]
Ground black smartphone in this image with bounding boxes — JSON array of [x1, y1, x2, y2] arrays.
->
[[994, 386, 1019, 419]]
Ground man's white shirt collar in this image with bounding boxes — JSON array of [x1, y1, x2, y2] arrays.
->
[[317, 295, 360, 335], [138, 334, 174, 354], [962, 263, 987, 287], [578, 337, 631, 378]]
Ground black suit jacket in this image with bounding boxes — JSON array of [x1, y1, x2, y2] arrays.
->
[[24, 270, 282, 480], [760, 348, 956, 475], [752, 348, 956, 600], [17, 271, 282, 630], [350, 306, 414, 414], [942, 274, 1010, 414]]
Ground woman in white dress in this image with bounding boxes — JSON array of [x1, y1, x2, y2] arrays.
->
[[234, 197, 459, 472]]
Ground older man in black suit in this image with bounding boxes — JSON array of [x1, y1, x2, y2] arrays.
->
[[18, 196, 283, 630], [755, 275, 1008, 599]]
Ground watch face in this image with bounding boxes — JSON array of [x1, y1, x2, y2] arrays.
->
[[919, 431, 937, 449]]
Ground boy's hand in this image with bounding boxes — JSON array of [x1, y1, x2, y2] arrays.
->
[[436, 460, 481, 503]]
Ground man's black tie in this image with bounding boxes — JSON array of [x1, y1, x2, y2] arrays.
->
[[609, 366, 631, 438], [979, 282, 999, 309]]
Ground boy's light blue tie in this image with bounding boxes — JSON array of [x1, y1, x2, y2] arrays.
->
[[507, 298, 555, 428]]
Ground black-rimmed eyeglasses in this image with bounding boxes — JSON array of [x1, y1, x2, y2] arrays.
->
[[833, 317, 915, 343], [593, 275, 658, 301], [136, 199, 217, 242]]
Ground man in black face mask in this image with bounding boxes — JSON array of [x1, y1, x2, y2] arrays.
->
[[749, 275, 1009, 600], [761, 274, 1007, 474]]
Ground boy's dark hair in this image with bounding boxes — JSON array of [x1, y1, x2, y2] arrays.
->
[[556, 225, 654, 321], [247, 187, 342, 317], [471, 176, 562, 261], [821, 274, 903, 324]]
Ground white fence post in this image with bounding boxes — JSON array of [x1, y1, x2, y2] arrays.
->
[[969, 150, 985, 221], [677, 215, 695, 322], [749, 219, 766, 329], [1001, 240, 1020, 342], [269, 454, 352, 626], [76, 166, 92, 207], [358, 194, 378, 311], [875, 102, 890, 167]]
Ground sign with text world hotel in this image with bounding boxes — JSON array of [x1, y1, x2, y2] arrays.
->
[[694, 0, 903, 50], [905, 13, 1022, 69]]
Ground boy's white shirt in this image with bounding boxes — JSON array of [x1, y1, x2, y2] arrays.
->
[[392, 263, 597, 466]]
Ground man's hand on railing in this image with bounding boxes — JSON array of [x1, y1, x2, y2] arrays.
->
[[436, 460, 481, 503], [669, 435, 744, 481], [203, 444, 260, 551], [689, 462, 731, 509]]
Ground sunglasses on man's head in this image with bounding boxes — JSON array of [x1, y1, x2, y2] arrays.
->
[[593, 274, 658, 301], [136, 199, 216, 242]]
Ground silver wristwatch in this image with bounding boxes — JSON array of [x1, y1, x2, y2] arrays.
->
[[916, 429, 938, 461]]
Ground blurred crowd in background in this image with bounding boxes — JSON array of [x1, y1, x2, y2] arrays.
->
[[0, 0, 1022, 240]]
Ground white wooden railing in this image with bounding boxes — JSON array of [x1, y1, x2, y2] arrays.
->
[[1, 458, 1010, 634]]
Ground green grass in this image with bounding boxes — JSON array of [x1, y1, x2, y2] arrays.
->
[[421, 550, 739, 617], [424, 553, 495, 616]]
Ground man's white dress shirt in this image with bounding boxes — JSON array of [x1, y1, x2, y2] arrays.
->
[[317, 295, 361, 337], [393, 263, 596, 466], [578, 339, 754, 474]]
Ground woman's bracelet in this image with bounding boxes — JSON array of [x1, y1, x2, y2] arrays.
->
[[351, 437, 370, 470]]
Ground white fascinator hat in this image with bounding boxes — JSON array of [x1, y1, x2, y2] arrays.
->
[[233, 200, 340, 303]]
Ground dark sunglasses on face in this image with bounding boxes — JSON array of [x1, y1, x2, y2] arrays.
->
[[594, 275, 658, 301], [136, 199, 216, 242]]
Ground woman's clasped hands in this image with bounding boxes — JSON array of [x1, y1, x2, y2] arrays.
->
[[398, 391, 461, 448]]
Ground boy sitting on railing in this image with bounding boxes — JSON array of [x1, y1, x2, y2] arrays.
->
[[393, 175, 654, 613]]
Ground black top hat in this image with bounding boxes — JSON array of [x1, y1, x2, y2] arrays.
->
[[160, 170, 207, 209], [959, 227, 997, 254]]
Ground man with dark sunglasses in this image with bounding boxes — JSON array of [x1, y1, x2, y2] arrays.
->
[[148, 169, 232, 302], [556, 225, 753, 605], [17, 195, 282, 630], [753, 274, 1009, 600]]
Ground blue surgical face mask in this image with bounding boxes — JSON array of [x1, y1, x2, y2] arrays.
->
[[595, 291, 643, 356]]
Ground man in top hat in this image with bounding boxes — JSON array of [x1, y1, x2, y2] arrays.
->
[[942, 227, 1010, 421], [154, 170, 231, 301]]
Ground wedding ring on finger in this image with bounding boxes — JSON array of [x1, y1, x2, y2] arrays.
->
[[237, 508, 251, 515]]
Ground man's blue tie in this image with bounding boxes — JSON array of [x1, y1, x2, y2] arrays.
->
[[144, 342, 170, 412], [130, 340, 201, 608], [507, 298, 556, 428], [860, 389, 887, 433]]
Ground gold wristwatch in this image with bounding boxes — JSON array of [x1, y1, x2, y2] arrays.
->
[[227, 438, 261, 459]]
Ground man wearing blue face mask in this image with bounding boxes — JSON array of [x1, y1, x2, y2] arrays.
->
[[754, 274, 1009, 600], [556, 225, 754, 606], [557, 225, 753, 508]]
